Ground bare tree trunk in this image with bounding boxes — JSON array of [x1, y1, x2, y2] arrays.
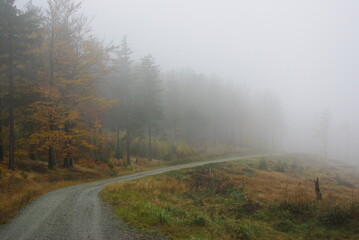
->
[[8, 22, 15, 170], [63, 140, 72, 168], [93, 127, 97, 160], [116, 124, 120, 160], [63, 150, 72, 168], [48, 124, 55, 169], [271, 126, 275, 153], [148, 124, 152, 161], [48, 30, 55, 169], [346, 125, 350, 163], [126, 124, 131, 166], [99, 128, 103, 153], [29, 144, 36, 160], [63, 123, 70, 168], [63, 157, 69, 168], [48, 146, 55, 169], [125, 108, 131, 165], [0, 97, 3, 162], [324, 134, 328, 161]]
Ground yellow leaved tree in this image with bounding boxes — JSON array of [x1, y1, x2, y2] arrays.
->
[[29, 0, 112, 169]]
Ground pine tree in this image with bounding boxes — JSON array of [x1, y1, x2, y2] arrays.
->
[[112, 36, 134, 166], [0, 0, 42, 169], [138, 55, 162, 160]]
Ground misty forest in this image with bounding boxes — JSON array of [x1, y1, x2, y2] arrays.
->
[[0, 0, 358, 240]]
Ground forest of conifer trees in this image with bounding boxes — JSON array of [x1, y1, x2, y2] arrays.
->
[[0, 0, 282, 170]]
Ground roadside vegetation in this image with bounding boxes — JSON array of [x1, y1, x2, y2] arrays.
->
[[0, 159, 118, 224], [102, 154, 359, 240], [0, 149, 257, 224]]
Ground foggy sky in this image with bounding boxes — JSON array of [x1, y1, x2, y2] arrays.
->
[[16, 0, 359, 161]]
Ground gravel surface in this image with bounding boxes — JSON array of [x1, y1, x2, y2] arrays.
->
[[0, 154, 266, 240]]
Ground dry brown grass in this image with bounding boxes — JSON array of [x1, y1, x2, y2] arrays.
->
[[103, 155, 359, 240], [215, 157, 359, 203], [106, 156, 359, 205], [0, 153, 230, 225], [0, 160, 114, 224]]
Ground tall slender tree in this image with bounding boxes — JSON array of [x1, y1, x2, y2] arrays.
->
[[112, 36, 134, 166], [0, 0, 41, 169], [138, 55, 162, 160], [313, 110, 331, 160], [0, 97, 3, 162], [1, 0, 17, 169], [29, 0, 111, 169]]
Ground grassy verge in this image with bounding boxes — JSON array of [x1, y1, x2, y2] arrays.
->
[[0, 150, 257, 225], [102, 154, 359, 240], [0, 160, 113, 224]]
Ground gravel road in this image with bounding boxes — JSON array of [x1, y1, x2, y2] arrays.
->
[[0, 154, 266, 240]]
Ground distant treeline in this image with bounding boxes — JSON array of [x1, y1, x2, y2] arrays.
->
[[0, 0, 282, 170]]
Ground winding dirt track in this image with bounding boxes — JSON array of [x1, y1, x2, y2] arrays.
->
[[0, 154, 266, 240]]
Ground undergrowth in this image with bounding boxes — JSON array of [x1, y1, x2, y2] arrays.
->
[[0, 150, 257, 225], [102, 155, 359, 240]]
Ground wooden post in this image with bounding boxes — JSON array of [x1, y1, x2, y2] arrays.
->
[[315, 177, 322, 201]]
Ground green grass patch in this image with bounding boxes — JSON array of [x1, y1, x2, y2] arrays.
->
[[102, 155, 359, 240]]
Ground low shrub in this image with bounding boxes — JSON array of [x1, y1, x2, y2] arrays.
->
[[319, 204, 351, 227], [276, 200, 314, 216], [258, 158, 268, 170], [190, 213, 209, 226], [234, 221, 258, 240], [274, 161, 287, 172], [275, 219, 296, 232], [107, 162, 114, 169]]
